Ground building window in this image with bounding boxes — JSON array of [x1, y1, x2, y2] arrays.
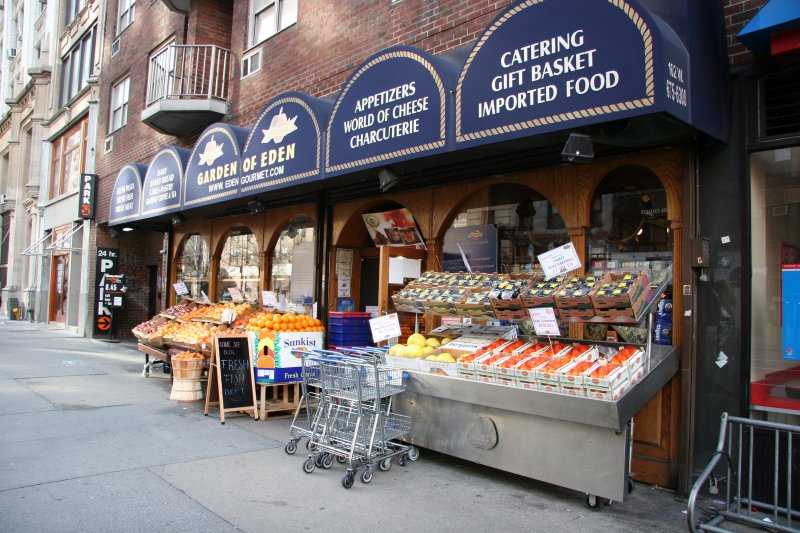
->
[[448, 183, 569, 274], [109, 76, 130, 133], [117, 0, 136, 34], [66, 0, 87, 25], [750, 146, 800, 413], [217, 226, 260, 302], [271, 215, 315, 311], [249, 0, 297, 48], [49, 118, 88, 199], [175, 234, 209, 301], [60, 26, 96, 106]]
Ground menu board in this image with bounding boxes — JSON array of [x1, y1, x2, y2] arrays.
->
[[205, 334, 258, 423]]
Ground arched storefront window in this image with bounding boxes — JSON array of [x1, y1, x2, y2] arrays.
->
[[448, 183, 569, 273], [587, 167, 672, 275], [217, 226, 260, 302], [586, 167, 672, 343], [175, 233, 209, 300], [271, 215, 315, 311]]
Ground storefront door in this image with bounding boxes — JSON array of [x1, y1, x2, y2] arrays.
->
[[49, 253, 69, 324]]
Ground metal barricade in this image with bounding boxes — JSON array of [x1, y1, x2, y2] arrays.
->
[[688, 412, 799, 533]]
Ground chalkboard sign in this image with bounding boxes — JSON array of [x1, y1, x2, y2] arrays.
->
[[205, 334, 258, 423]]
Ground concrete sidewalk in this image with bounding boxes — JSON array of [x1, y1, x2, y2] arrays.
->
[[0, 319, 690, 532]]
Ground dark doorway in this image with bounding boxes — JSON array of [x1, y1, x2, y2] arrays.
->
[[359, 257, 379, 312]]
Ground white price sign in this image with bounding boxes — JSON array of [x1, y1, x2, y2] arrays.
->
[[262, 290, 277, 307], [528, 307, 561, 337], [228, 287, 243, 303], [200, 290, 211, 304], [537, 242, 582, 280], [369, 313, 402, 343], [173, 282, 189, 296]]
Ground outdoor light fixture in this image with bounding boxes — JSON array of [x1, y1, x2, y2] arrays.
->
[[122, 226, 134, 232], [171, 213, 186, 226], [248, 200, 266, 215], [561, 133, 594, 163], [108, 227, 121, 239], [378, 167, 401, 193]]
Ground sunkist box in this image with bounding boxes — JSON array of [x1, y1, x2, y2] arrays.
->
[[252, 331, 325, 384]]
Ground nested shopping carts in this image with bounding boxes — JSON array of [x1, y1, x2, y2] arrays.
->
[[284, 346, 419, 488]]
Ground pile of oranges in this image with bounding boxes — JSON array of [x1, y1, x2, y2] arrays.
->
[[243, 311, 324, 335]]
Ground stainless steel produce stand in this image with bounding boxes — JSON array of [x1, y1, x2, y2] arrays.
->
[[395, 344, 677, 503]]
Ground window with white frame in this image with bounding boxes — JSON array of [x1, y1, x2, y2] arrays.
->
[[66, 0, 88, 25], [117, 0, 136, 34], [60, 25, 96, 106], [249, 0, 297, 48], [109, 76, 130, 133]]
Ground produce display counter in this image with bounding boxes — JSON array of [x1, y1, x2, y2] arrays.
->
[[395, 344, 677, 504]]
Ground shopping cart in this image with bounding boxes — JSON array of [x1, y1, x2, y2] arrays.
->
[[283, 347, 388, 455], [289, 348, 418, 488], [688, 412, 799, 533]]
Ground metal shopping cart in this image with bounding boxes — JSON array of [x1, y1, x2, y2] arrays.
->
[[288, 347, 418, 488], [688, 412, 799, 533], [284, 347, 384, 454]]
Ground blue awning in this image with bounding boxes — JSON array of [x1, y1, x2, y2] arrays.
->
[[737, 0, 800, 52]]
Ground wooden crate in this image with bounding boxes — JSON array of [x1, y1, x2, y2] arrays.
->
[[259, 382, 302, 420]]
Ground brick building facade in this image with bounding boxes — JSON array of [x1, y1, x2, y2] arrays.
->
[[85, 0, 800, 494]]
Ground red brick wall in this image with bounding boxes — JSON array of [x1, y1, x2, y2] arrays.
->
[[228, 0, 514, 125], [188, 0, 233, 48], [724, 0, 768, 64]]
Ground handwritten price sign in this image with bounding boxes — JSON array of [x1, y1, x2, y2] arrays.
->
[[537, 242, 582, 280]]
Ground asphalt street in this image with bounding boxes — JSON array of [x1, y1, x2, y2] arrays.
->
[[0, 319, 690, 532]]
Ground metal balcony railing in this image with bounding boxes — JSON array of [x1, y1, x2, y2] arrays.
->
[[146, 44, 230, 107]]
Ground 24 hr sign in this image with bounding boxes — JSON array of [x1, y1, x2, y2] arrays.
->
[[94, 248, 119, 335]]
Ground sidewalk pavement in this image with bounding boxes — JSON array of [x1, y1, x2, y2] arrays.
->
[[0, 318, 691, 532]]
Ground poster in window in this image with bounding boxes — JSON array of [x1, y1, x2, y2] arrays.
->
[[362, 208, 425, 249]]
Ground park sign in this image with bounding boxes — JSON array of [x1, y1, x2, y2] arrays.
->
[[183, 123, 249, 209], [141, 146, 190, 217], [325, 45, 455, 177], [109, 163, 146, 225], [239, 92, 331, 196], [455, 0, 692, 147], [78, 173, 97, 220]]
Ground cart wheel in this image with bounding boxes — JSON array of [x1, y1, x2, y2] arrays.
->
[[285, 441, 297, 455], [336, 455, 348, 464], [306, 440, 316, 451], [407, 446, 420, 461], [628, 478, 635, 494], [379, 458, 392, 472], [585, 494, 601, 510], [361, 467, 373, 484], [398, 454, 407, 467], [303, 458, 316, 474], [342, 471, 355, 489], [321, 454, 334, 469]]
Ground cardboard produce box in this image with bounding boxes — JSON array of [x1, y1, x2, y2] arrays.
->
[[591, 271, 650, 310], [254, 331, 324, 384], [419, 347, 469, 377]]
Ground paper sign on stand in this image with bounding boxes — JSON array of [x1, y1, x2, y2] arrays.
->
[[200, 290, 211, 304], [262, 290, 277, 307], [369, 313, 402, 343], [173, 282, 189, 296], [528, 307, 561, 337], [228, 287, 244, 303], [537, 242, 582, 280]]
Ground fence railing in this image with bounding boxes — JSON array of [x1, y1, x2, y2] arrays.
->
[[146, 44, 230, 106]]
